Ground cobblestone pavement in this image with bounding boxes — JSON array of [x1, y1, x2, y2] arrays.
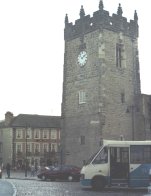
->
[[5, 179, 149, 196], [2, 171, 150, 196]]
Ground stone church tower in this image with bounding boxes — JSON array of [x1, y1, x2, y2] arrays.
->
[[61, 1, 144, 166]]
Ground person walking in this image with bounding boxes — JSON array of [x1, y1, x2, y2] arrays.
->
[[31, 165, 35, 177], [6, 163, 11, 178]]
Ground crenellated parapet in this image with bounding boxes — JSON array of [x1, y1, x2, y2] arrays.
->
[[64, 2, 138, 41]]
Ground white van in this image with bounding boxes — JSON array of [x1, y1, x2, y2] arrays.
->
[[80, 140, 151, 190]]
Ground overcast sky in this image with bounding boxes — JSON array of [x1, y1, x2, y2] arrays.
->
[[0, 0, 150, 120]]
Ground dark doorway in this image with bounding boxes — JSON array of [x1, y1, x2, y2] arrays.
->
[[110, 147, 129, 183]]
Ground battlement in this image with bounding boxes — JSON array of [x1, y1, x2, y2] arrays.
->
[[64, 2, 138, 41]]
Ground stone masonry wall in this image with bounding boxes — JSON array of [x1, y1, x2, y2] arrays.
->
[[62, 5, 142, 166]]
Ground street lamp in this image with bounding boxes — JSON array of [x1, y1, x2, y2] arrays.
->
[[12, 128, 16, 169], [25, 126, 28, 177], [129, 105, 135, 140], [59, 148, 63, 171], [58, 145, 63, 165], [126, 105, 135, 140]]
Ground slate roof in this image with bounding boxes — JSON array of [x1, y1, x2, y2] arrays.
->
[[10, 114, 61, 129]]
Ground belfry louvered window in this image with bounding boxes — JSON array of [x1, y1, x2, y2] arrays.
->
[[116, 43, 123, 68]]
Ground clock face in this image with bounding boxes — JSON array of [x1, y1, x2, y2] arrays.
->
[[78, 51, 87, 66]]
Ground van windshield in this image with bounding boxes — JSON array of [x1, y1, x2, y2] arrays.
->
[[85, 151, 98, 165], [84, 145, 104, 165], [92, 147, 108, 164]]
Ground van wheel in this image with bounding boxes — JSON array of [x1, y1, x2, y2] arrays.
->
[[92, 176, 106, 190]]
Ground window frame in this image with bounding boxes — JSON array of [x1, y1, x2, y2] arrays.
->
[[43, 143, 49, 153], [34, 129, 40, 139], [130, 145, 151, 164], [27, 143, 31, 153], [16, 143, 22, 153], [26, 128, 32, 139], [16, 129, 23, 139], [51, 143, 57, 152], [34, 143, 40, 153], [51, 129, 57, 139], [43, 129, 49, 139], [79, 90, 86, 104]]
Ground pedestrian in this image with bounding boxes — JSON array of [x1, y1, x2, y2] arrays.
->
[[34, 163, 38, 176], [6, 163, 11, 178], [31, 165, 35, 177]]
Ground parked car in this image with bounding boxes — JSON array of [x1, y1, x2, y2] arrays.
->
[[37, 165, 81, 181], [37, 166, 54, 177], [0, 167, 2, 178]]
